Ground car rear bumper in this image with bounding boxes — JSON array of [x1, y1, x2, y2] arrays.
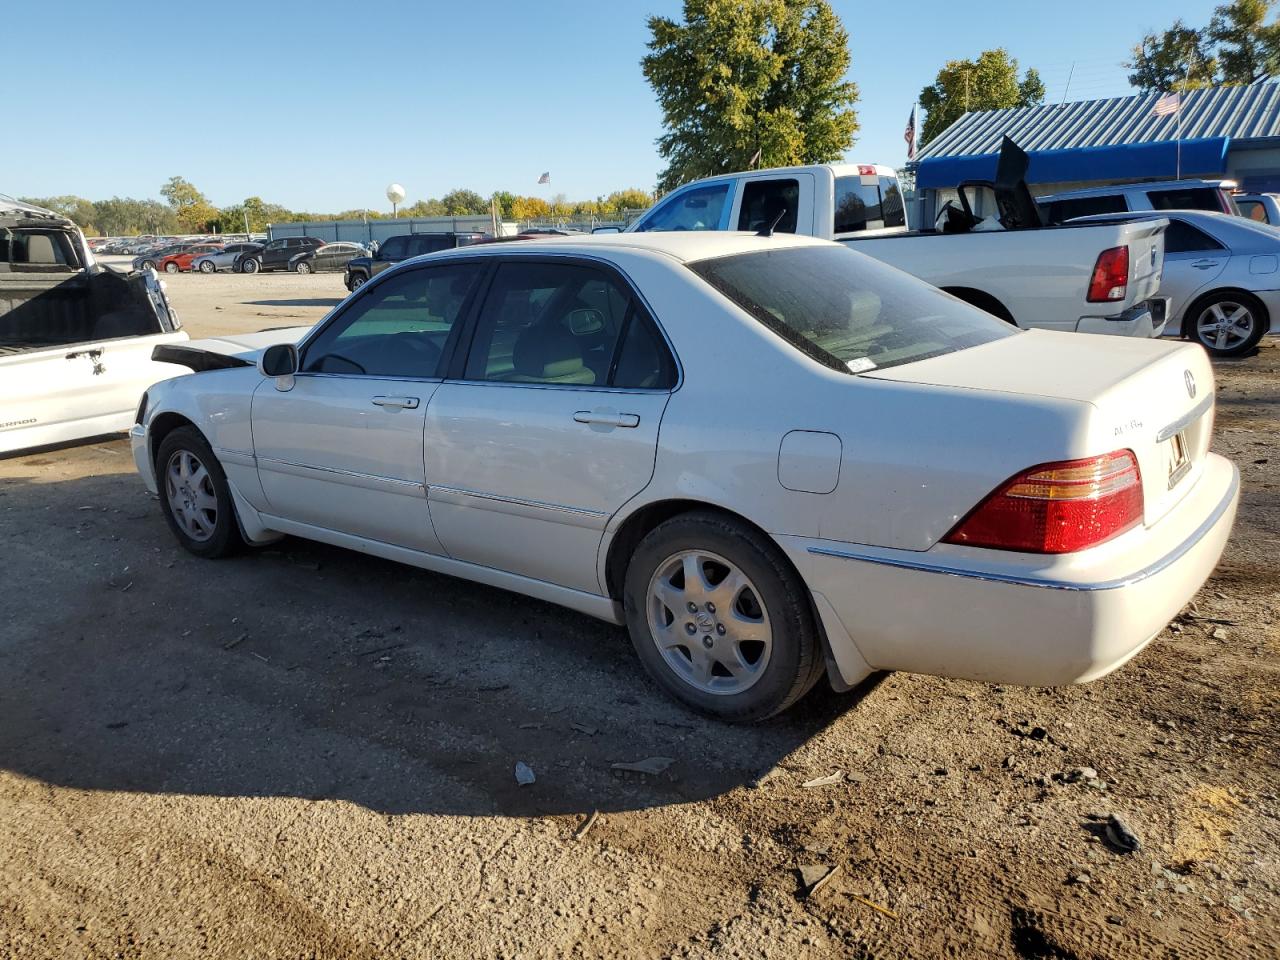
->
[[1076, 299, 1166, 337], [780, 453, 1239, 688]]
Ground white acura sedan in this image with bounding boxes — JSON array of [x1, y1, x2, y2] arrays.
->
[[131, 233, 1239, 720]]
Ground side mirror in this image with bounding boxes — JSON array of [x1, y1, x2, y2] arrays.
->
[[592, 226, 622, 234], [259, 343, 299, 379]]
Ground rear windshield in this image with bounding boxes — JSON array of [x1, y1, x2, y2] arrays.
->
[[688, 245, 1014, 373]]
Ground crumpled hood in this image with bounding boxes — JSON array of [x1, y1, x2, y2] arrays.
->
[[151, 326, 314, 371]]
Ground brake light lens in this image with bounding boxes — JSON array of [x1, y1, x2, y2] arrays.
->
[[857, 164, 877, 176], [1087, 245, 1129, 302], [943, 451, 1143, 554]]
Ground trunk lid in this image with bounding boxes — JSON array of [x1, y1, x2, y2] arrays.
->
[[865, 330, 1216, 525], [1112, 218, 1166, 308]]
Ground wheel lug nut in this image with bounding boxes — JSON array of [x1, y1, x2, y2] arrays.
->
[[706, 602, 716, 614], [687, 602, 698, 613], [701, 635, 714, 649], [685, 622, 696, 635], [716, 624, 726, 635]]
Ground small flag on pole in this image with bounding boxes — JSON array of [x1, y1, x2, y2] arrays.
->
[[904, 105, 917, 160], [537, 172, 551, 184], [1152, 91, 1182, 117]]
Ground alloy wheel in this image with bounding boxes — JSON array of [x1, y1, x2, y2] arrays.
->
[[646, 549, 773, 695], [1196, 301, 1255, 352], [164, 449, 218, 542]]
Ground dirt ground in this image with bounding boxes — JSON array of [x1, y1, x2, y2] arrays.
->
[[1, 271, 1277, 959]]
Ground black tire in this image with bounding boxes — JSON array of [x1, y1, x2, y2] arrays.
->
[[623, 511, 824, 721], [295, 261, 312, 274], [164, 261, 180, 274], [347, 272, 367, 291], [1183, 290, 1268, 358], [241, 257, 260, 274], [141, 260, 156, 272], [154, 426, 243, 559], [198, 260, 215, 274]]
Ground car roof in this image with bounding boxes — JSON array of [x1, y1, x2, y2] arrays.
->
[[1043, 179, 1237, 201], [1066, 208, 1280, 247], [421, 230, 833, 265]]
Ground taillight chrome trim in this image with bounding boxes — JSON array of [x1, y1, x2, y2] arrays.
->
[[805, 464, 1238, 592]]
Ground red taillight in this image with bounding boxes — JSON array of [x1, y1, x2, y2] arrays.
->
[[943, 451, 1143, 554], [857, 164, 876, 176], [1086, 245, 1129, 302]]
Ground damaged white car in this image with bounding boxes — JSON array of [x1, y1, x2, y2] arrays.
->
[[131, 233, 1238, 720], [0, 196, 186, 454]]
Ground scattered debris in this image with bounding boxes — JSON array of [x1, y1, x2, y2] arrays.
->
[[570, 722, 598, 735], [514, 761, 536, 786], [252, 653, 270, 664], [1104, 814, 1141, 853], [222, 633, 249, 650], [848, 891, 899, 919], [750, 766, 782, 789], [1070, 872, 1092, 886], [573, 810, 599, 840], [356, 641, 405, 658], [1211, 627, 1229, 641], [478, 682, 510, 692], [797, 864, 840, 898], [1064, 766, 1099, 783], [801, 771, 845, 788], [120, 581, 133, 592], [104, 721, 128, 730], [611, 757, 675, 775]]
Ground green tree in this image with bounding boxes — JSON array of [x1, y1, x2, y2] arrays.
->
[[401, 198, 447, 218], [490, 190, 518, 219], [605, 188, 655, 213], [1127, 1, 1280, 92], [440, 189, 488, 215], [642, 0, 859, 191], [1209, 0, 1280, 82], [159, 176, 218, 232], [1126, 20, 1218, 93], [918, 49, 1044, 146], [511, 196, 551, 221]]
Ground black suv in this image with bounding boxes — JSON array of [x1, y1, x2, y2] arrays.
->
[[344, 232, 483, 291], [236, 236, 325, 274]]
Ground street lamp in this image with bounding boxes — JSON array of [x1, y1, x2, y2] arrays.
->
[[386, 183, 406, 219]]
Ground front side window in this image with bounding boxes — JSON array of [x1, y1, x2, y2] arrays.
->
[[737, 179, 799, 233], [633, 183, 730, 232], [465, 260, 675, 388], [410, 235, 451, 257], [879, 177, 906, 228], [379, 236, 408, 259], [302, 263, 482, 377], [689, 245, 1013, 373]]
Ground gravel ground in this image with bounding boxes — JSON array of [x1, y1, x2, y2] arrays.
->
[[1, 272, 1277, 959]]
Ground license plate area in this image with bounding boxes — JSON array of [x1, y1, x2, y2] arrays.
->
[[1166, 430, 1191, 489]]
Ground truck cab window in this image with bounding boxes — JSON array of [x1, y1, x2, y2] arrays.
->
[[737, 179, 799, 233], [633, 183, 730, 232]]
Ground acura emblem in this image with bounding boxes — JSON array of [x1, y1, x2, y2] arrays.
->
[[1184, 369, 1197, 398]]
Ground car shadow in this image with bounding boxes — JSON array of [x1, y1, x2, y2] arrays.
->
[[0, 464, 874, 818], [243, 298, 345, 308]]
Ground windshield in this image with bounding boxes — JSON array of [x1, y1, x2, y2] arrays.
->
[[688, 245, 1015, 373]]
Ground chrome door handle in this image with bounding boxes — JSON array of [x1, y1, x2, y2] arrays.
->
[[371, 395, 420, 409], [1191, 260, 1218, 269], [574, 410, 640, 428]]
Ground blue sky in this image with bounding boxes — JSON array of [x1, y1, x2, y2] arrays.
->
[[6, 0, 1220, 211]]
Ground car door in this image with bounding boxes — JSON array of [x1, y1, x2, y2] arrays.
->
[[1160, 219, 1230, 326], [251, 260, 486, 550], [259, 239, 286, 269], [372, 236, 408, 276], [424, 257, 678, 594]]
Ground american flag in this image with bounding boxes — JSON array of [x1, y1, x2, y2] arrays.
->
[[537, 172, 551, 184], [904, 105, 917, 160], [1153, 91, 1182, 117]]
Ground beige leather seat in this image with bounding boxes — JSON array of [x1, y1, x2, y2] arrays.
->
[[509, 323, 597, 384]]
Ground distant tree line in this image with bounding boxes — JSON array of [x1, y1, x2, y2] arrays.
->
[[1127, 0, 1280, 93], [20, 177, 656, 236]]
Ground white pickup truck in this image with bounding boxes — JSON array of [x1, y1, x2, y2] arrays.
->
[[0, 197, 187, 454], [627, 142, 1169, 338]]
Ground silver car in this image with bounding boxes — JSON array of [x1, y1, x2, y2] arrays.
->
[[191, 242, 263, 274], [1072, 210, 1280, 356]]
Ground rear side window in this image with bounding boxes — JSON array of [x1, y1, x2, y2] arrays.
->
[[464, 260, 674, 388], [737, 179, 799, 233], [1147, 187, 1224, 213], [633, 183, 730, 232], [689, 245, 1013, 373], [410, 235, 451, 256], [1236, 200, 1270, 223], [1163, 220, 1225, 253], [834, 175, 905, 232], [1045, 194, 1128, 223]]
